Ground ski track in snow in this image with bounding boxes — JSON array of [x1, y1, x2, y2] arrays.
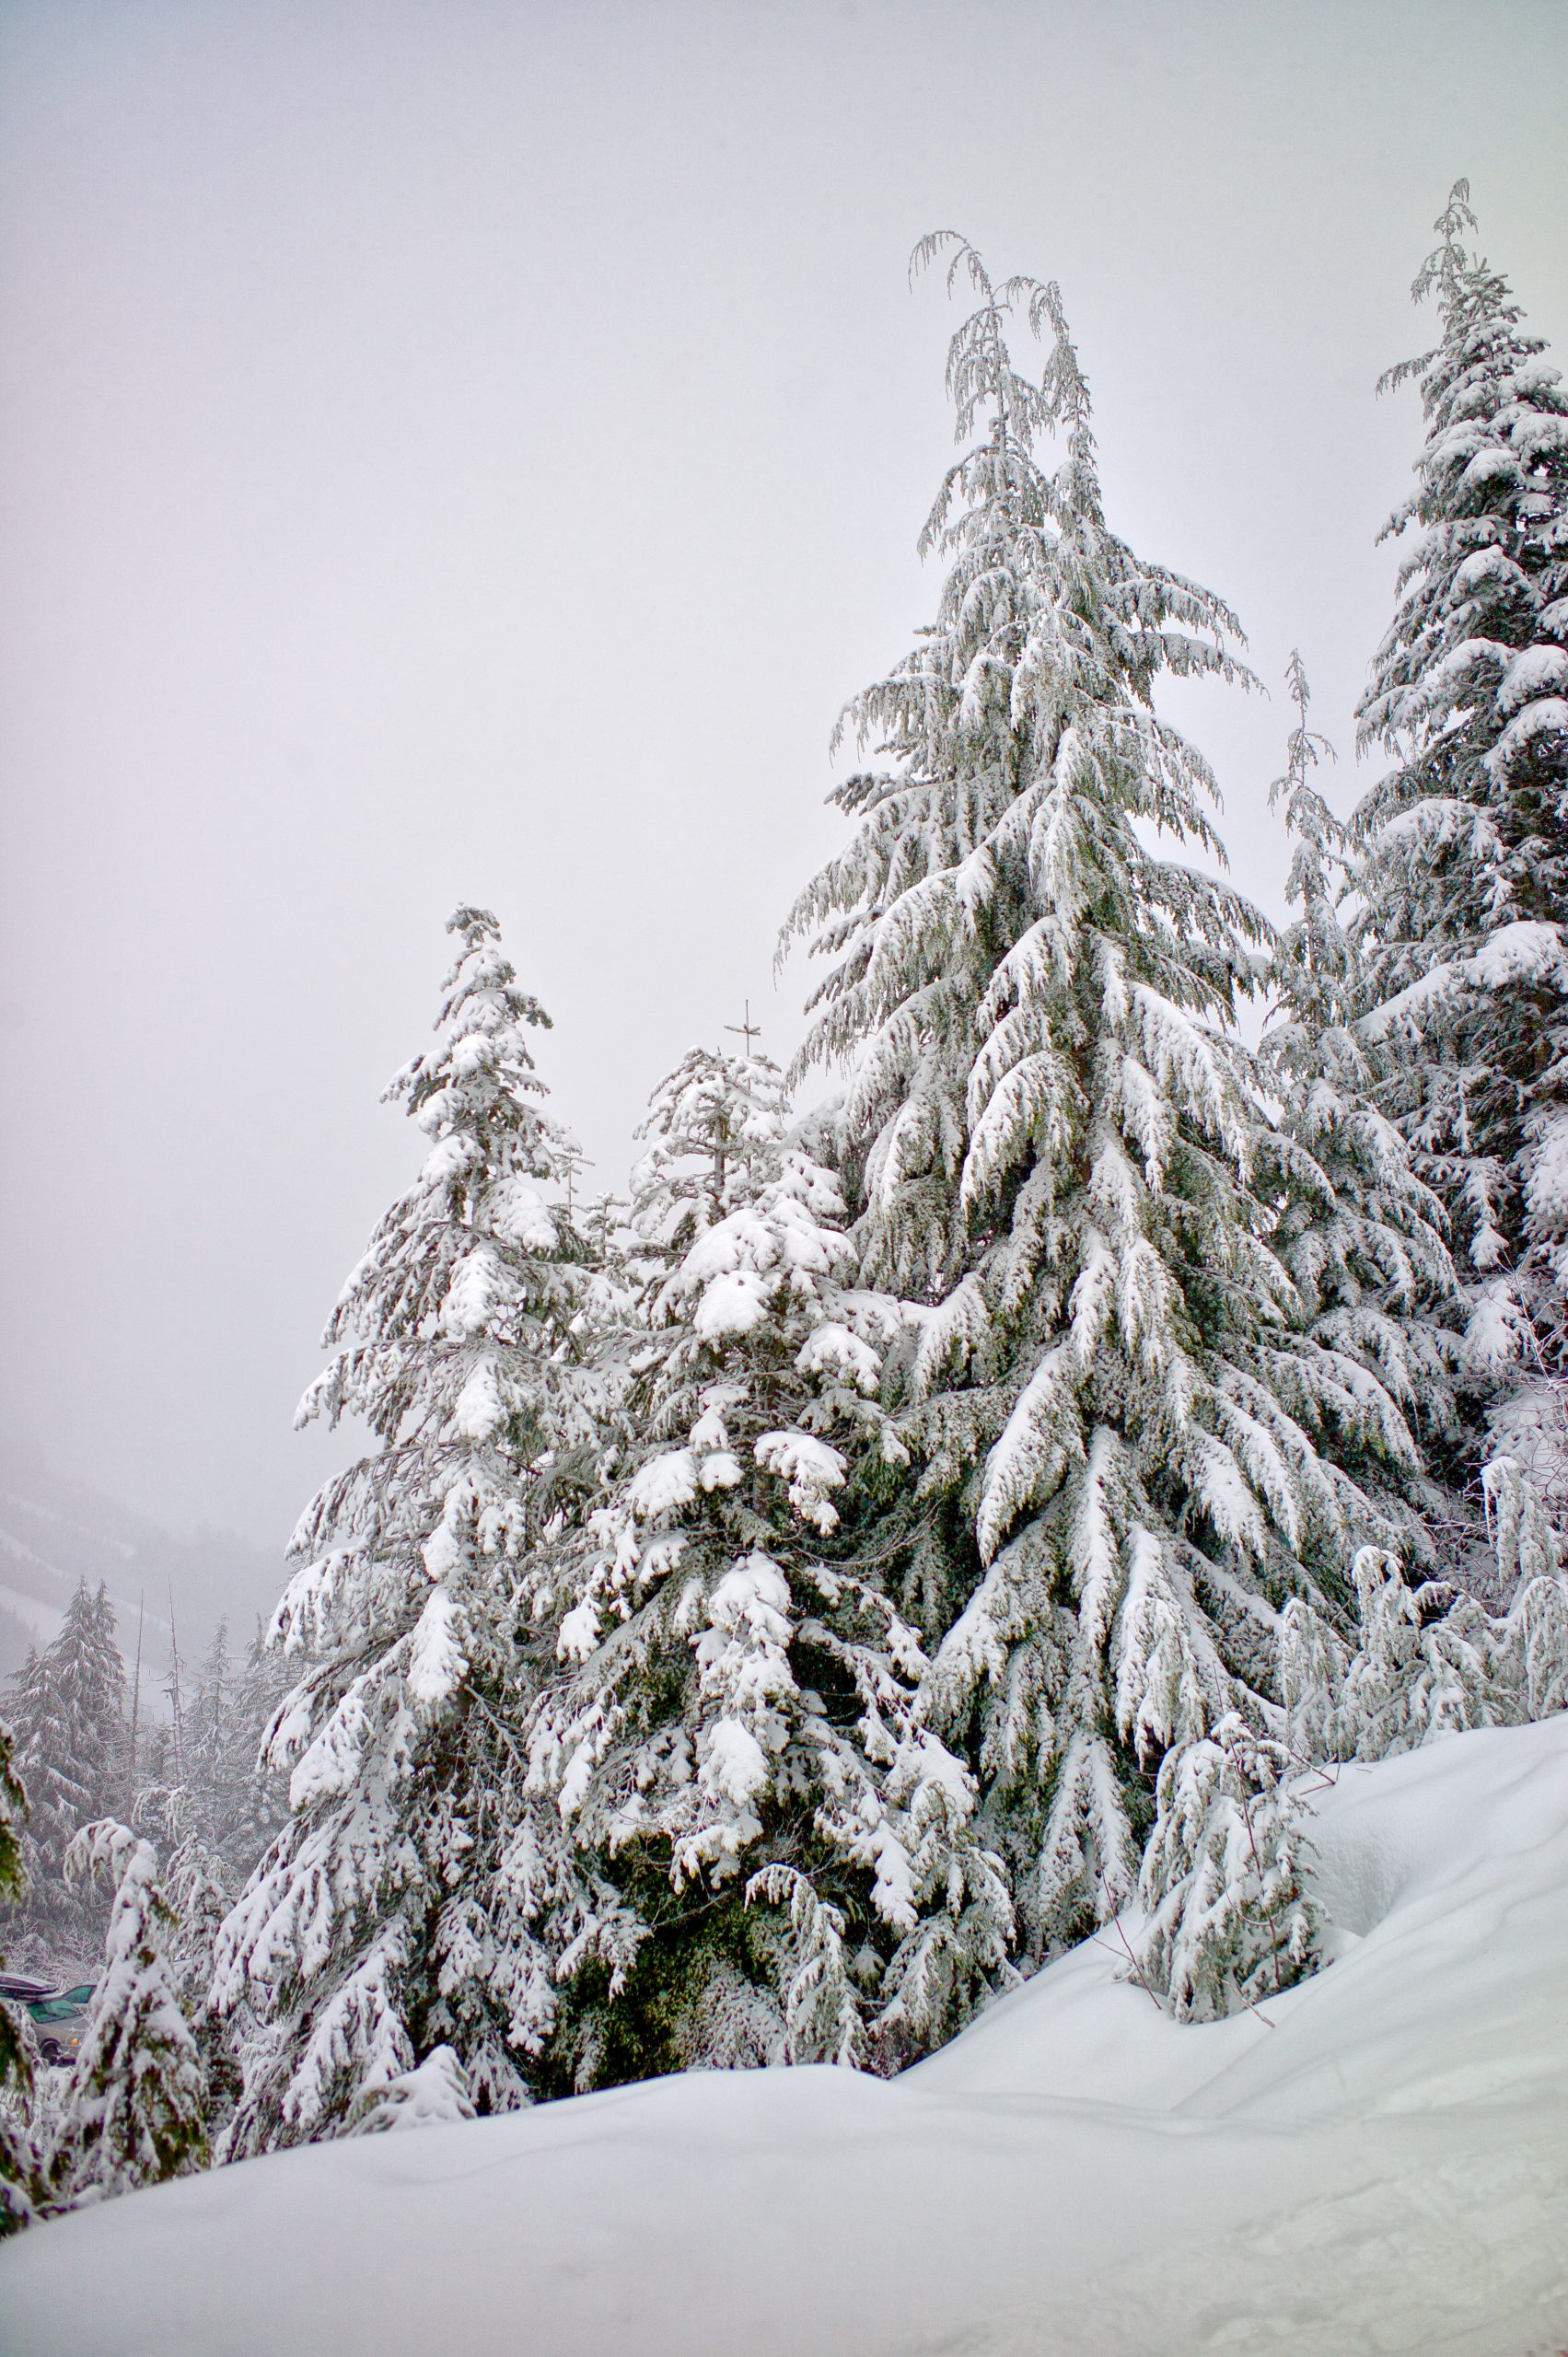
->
[[4, 1716, 1567, 2357], [917, 2136, 1568, 2355]]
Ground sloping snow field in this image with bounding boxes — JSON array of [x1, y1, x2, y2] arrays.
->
[[5, 1716, 1566, 2357]]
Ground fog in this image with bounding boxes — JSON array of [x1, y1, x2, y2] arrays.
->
[[1, 0, 1564, 1571]]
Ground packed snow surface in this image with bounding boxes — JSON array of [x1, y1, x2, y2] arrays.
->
[[6, 1717, 1567, 2356]]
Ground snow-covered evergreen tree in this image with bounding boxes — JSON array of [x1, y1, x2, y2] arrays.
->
[[1261, 654, 1463, 1522], [1275, 1514, 1568, 1771], [1273, 1591, 1353, 1769], [6, 1583, 127, 1968], [141, 1619, 288, 1888], [0, 1714, 46, 2231], [214, 907, 610, 2149], [226, 1620, 294, 1871], [1135, 1712, 1318, 2022], [351, 2042, 477, 2133], [1354, 182, 1568, 1449], [123, 1770, 255, 2143], [122, 1619, 293, 2148], [1335, 1547, 1513, 1755], [528, 1041, 1014, 2083], [784, 237, 1423, 1963], [47, 1821, 206, 2206], [176, 1621, 239, 1838], [161, 1823, 243, 2135]]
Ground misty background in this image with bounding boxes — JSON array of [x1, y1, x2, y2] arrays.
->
[[1, 0, 1565, 1655]]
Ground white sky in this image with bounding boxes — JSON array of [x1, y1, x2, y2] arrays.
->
[[2, 0, 1565, 1555]]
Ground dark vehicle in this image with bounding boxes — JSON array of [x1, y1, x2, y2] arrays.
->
[[20, 1984, 95, 2066]]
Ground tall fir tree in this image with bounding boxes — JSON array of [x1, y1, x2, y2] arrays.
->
[[1261, 653, 1464, 1528], [527, 1042, 1014, 2084], [784, 237, 1430, 1962], [1354, 182, 1568, 1470], [6, 1583, 127, 1967], [213, 908, 610, 2149]]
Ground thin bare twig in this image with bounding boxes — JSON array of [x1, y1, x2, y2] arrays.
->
[[1106, 1917, 1164, 2013]]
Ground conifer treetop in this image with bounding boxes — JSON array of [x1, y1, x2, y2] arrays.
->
[[784, 234, 1267, 1300], [1358, 178, 1565, 774], [630, 1041, 791, 1262], [1353, 180, 1568, 1384], [1269, 655, 1344, 992], [383, 901, 570, 1216], [1360, 176, 1564, 773]]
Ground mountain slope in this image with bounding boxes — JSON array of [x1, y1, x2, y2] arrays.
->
[[0, 1438, 285, 1683]]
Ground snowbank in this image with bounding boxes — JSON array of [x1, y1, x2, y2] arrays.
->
[[6, 1717, 1567, 2356]]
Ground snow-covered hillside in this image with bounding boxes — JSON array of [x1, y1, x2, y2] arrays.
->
[[5, 1717, 1566, 2357]]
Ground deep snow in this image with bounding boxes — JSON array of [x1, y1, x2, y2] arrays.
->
[[4, 1716, 1567, 2356]]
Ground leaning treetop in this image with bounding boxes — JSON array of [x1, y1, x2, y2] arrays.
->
[[784, 237, 1263, 1311]]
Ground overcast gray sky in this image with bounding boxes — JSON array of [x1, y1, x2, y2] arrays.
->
[[2, 0, 1566, 1565]]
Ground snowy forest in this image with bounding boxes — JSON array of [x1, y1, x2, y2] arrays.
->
[[4, 174, 1568, 2316]]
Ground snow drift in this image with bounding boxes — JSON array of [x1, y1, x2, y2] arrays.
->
[[5, 1715, 1566, 2357]]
